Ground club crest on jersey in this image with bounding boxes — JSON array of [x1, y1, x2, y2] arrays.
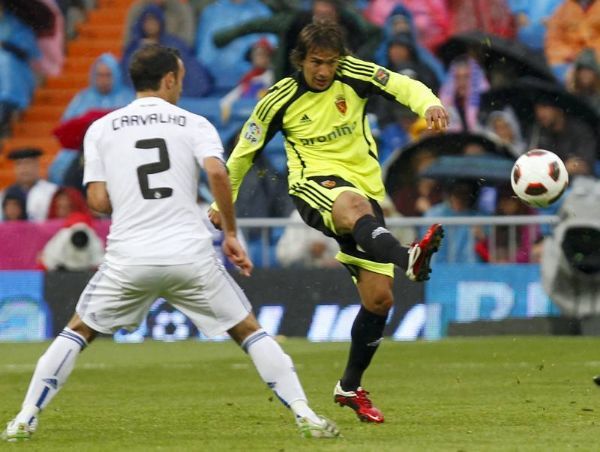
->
[[373, 68, 390, 86], [321, 179, 336, 188], [335, 96, 347, 115], [244, 121, 263, 144]]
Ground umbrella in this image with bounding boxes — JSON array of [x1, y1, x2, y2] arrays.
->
[[53, 109, 113, 150], [383, 131, 514, 195], [419, 155, 514, 183], [480, 77, 600, 135], [3, 0, 56, 36], [438, 31, 556, 83]]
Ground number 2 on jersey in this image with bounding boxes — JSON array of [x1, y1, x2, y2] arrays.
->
[[135, 138, 173, 199]]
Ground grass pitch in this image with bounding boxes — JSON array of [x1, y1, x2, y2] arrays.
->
[[1, 337, 600, 451]]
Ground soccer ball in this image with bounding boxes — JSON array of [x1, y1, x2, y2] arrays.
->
[[511, 149, 569, 208]]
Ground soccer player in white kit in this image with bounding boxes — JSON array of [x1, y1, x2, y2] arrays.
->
[[2, 45, 339, 441]]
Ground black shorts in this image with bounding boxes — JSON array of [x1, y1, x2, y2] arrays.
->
[[289, 175, 395, 278]]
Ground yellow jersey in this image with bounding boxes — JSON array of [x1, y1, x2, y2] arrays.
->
[[226, 55, 442, 202]]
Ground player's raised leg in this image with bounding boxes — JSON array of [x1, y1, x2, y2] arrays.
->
[[228, 315, 340, 438], [2, 315, 96, 442], [333, 191, 444, 282]]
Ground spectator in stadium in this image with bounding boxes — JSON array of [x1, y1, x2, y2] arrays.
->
[[373, 4, 446, 88], [439, 56, 489, 132], [63, 53, 134, 121], [209, 21, 448, 424], [1, 148, 58, 222], [483, 108, 527, 157], [56, 0, 93, 39], [447, 0, 516, 39], [0, 4, 40, 132], [1, 186, 27, 221], [122, 4, 213, 97], [380, 33, 441, 93], [1, 44, 339, 441], [566, 48, 600, 116], [527, 97, 596, 177], [508, 0, 562, 54], [196, 0, 274, 90], [475, 185, 541, 263], [188, 0, 216, 19], [276, 210, 340, 268], [368, 20, 443, 162], [124, 0, 195, 47], [393, 148, 442, 217], [364, 0, 450, 54], [51, 55, 134, 186], [368, 102, 416, 165], [545, 0, 600, 81], [47, 187, 92, 221], [220, 37, 274, 123], [423, 180, 486, 263], [212, 0, 382, 80], [32, 0, 65, 78]]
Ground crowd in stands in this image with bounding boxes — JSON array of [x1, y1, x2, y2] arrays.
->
[[1, 0, 600, 270]]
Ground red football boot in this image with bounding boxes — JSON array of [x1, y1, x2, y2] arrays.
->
[[333, 381, 384, 423], [406, 223, 444, 282]]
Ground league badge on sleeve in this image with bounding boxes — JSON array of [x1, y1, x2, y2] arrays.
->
[[244, 121, 263, 144], [373, 68, 390, 86]]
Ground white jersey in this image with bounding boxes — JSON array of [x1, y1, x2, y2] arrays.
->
[[83, 97, 223, 265]]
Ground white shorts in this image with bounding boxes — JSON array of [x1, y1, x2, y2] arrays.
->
[[75, 257, 252, 337]]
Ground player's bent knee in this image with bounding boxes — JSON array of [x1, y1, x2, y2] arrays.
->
[[332, 192, 373, 233], [66, 314, 98, 343], [228, 313, 261, 344], [363, 291, 394, 316]]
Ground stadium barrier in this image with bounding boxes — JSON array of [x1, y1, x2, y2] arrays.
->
[[0, 261, 563, 342], [0, 215, 558, 270]]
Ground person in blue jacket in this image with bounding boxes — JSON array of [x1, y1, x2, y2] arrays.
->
[[122, 4, 213, 97], [63, 53, 135, 121]]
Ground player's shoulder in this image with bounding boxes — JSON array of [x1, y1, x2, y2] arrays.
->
[[337, 55, 379, 80], [338, 55, 396, 89], [254, 77, 299, 122], [259, 77, 299, 103], [264, 76, 299, 95]]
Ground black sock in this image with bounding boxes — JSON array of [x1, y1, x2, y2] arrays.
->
[[340, 306, 387, 392], [352, 214, 409, 270]]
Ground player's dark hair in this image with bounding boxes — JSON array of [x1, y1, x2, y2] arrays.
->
[[129, 44, 181, 92], [290, 20, 348, 69]]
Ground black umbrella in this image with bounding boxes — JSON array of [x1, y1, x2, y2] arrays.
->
[[480, 77, 600, 135], [419, 155, 514, 183], [438, 31, 556, 84], [383, 131, 514, 196], [3, 0, 56, 36]]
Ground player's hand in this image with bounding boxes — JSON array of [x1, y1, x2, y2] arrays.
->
[[425, 105, 449, 131], [208, 208, 222, 230], [223, 235, 253, 277]]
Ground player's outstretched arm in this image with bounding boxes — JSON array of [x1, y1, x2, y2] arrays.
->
[[205, 157, 253, 276], [86, 182, 112, 215]]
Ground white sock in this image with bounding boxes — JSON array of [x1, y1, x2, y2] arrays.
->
[[15, 328, 87, 424], [242, 329, 320, 424]]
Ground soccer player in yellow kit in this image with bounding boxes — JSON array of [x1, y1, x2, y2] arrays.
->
[[210, 21, 449, 423]]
